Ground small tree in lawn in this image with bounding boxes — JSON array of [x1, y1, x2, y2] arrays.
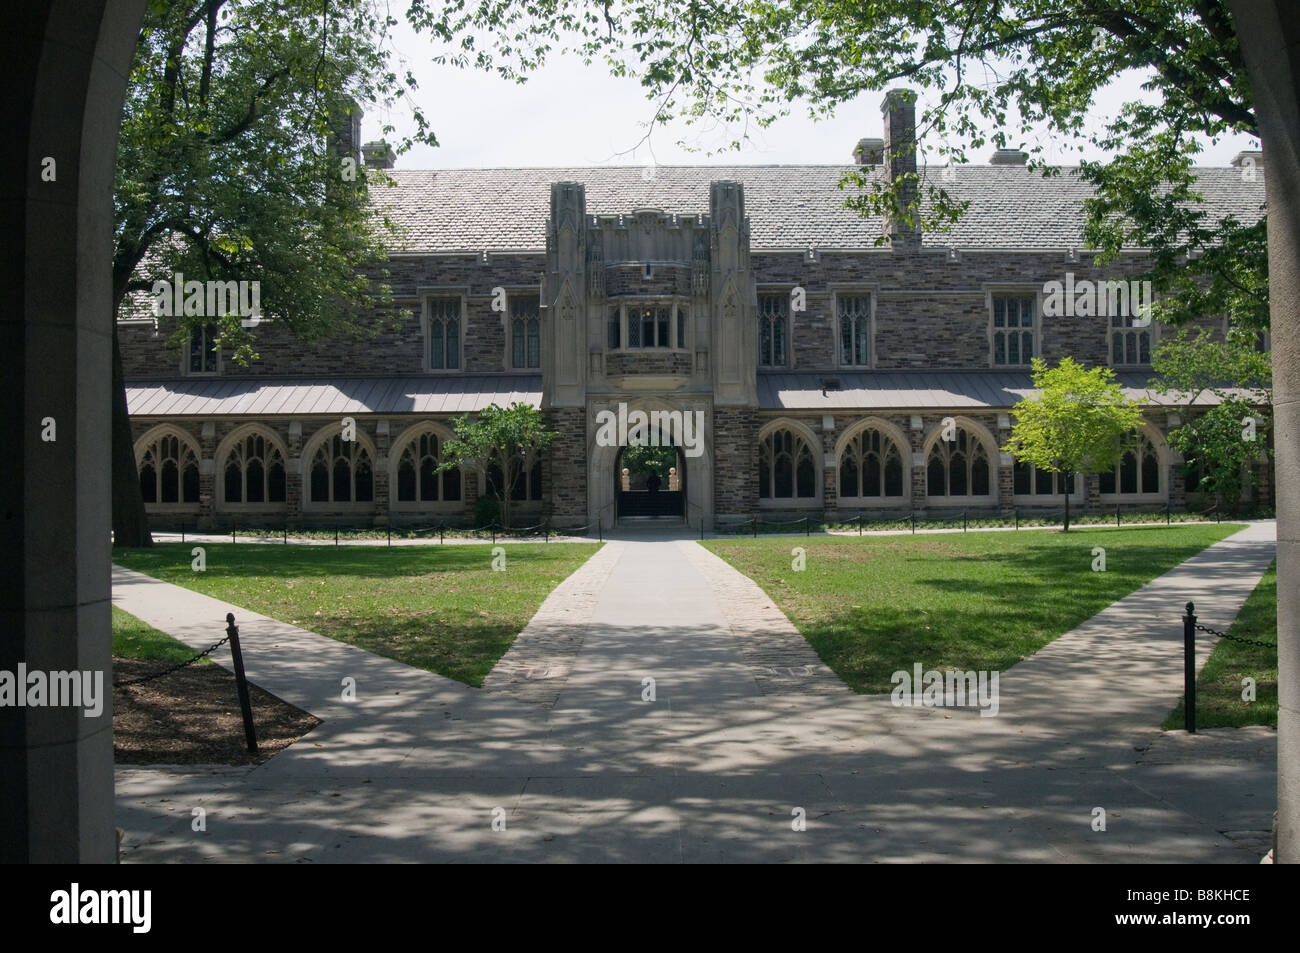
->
[[438, 403, 557, 529], [1004, 358, 1143, 532]]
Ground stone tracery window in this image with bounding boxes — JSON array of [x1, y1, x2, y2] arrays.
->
[[1099, 429, 1161, 496], [427, 298, 461, 370], [395, 430, 462, 503], [758, 294, 788, 367], [309, 434, 374, 503], [223, 432, 286, 504], [138, 432, 201, 504], [991, 295, 1035, 366], [838, 295, 871, 367], [926, 425, 992, 497], [511, 297, 541, 369], [487, 459, 542, 502], [1012, 460, 1081, 498], [187, 323, 219, 374], [839, 425, 904, 498], [606, 302, 687, 351], [759, 428, 817, 500]]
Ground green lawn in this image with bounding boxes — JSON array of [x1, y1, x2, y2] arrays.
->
[[1164, 561, 1277, 730], [113, 604, 213, 664], [705, 524, 1242, 693], [113, 542, 602, 686]]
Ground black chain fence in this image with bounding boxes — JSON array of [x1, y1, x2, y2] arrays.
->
[[113, 633, 231, 688], [1194, 621, 1277, 648]]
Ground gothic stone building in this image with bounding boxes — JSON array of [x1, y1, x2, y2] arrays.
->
[[118, 90, 1269, 531]]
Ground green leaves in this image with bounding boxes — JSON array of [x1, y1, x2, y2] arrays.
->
[[1004, 357, 1144, 479], [438, 404, 558, 527], [444, 2, 1265, 325], [115, 0, 438, 357]]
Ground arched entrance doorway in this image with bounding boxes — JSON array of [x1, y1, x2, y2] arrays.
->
[[615, 443, 685, 519]]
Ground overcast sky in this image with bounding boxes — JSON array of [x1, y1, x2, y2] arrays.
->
[[362, 23, 1260, 170]]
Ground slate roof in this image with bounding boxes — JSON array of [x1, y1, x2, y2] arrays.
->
[[374, 165, 1266, 253], [126, 370, 1237, 417]]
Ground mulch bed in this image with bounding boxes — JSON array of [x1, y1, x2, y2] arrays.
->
[[113, 658, 320, 765]]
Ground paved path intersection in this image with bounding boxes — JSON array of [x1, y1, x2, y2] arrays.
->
[[113, 522, 1278, 862]]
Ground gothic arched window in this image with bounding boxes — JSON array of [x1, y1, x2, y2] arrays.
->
[[926, 425, 992, 497], [1100, 430, 1162, 496], [309, 434, 374, 504], [138, 432, 200, 504], [839, 426, 904, 498], [487, 459, 542, 501], [759, 428, 817, 500], [222, 432, 286, 504], [396, 430, 462, 503]]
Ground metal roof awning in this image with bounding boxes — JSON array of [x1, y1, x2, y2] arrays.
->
[[126, 375, 543, 417], [757, 371, 1245, 411]]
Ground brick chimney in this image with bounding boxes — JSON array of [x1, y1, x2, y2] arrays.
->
[[362, 140, 395, 170], [881, 88, 920, 247]]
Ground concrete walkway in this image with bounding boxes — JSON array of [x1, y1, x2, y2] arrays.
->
[[113, 521, 1277, 862]]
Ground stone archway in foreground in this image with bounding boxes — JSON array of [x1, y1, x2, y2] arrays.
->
[[2, 0, 147, 863]]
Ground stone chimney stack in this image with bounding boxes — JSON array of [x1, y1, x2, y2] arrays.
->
[[853, 137, 884, 165], [362, 141, 395, 170], [1232, 150, 1264, 174], [328, 97, 362, 167], [881, 88, 920, 248], [989, 148, 1028, 165]]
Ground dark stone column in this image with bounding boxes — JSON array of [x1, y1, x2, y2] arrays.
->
[[1, 0, 147, 863]]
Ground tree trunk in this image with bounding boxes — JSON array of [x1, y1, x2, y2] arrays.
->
[[1230, 0, 1300, 863], [111, 322, 152, 547], [1063, 473, 1071, 532]]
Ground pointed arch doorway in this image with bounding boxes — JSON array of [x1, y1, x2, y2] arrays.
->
[[615, 443, 685, 519]]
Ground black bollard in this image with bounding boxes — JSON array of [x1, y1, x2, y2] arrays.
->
[[225, 613, 258, 753], [1183, 601, 1197, 733]]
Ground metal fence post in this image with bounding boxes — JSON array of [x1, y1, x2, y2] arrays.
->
[[283, 524, 287, 544], [806, 517, 810, 537], [911, 512, 916, 534], [335, 527, 339, 546], [387, 526, 391, 548], [963, 510, 967, 533], [225, 613, 258, 753], [1015, 508, 1019, 531], [1116, 504, 1121, 527], [181, 520, 185, 544], [440, 524, 445, 545], [753, 516, 758, 539], [1183, 601, 1197, 733]]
